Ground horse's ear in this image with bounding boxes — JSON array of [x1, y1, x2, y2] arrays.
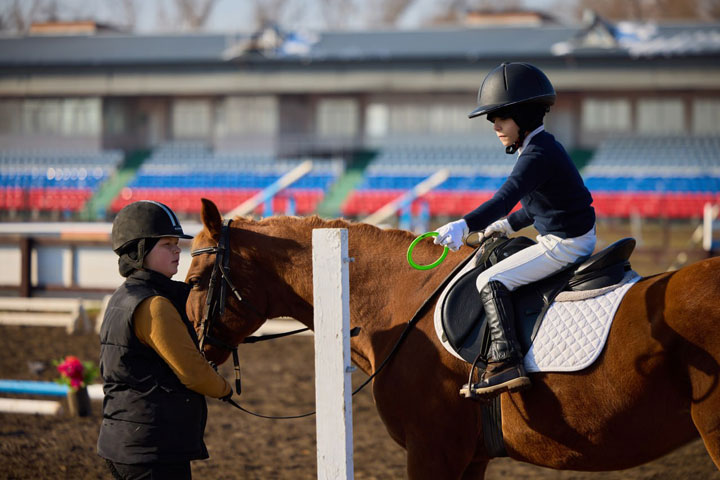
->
[[200, 198, 223, 239]]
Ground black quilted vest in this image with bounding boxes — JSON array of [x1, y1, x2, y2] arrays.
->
[[97, 270, 209, 464]]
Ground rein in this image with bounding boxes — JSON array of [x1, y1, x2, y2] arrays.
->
[[190, 221, 477, 420]]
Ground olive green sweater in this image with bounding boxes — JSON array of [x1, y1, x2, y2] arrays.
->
[[134, 296, 232, 398]]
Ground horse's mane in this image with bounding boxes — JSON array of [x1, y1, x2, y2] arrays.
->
[[229, 214, 418, 244]]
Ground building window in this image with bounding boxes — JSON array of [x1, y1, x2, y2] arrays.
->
[[1, 98, 100, 136], [62, 98, 100, 135], [317, 98, 358, 137], [692, 99, 720, 134], [365, 103, 389, 138], [386, 102, 474, 136], [224, 96, 277, 135], [103, 99, 127, 135], [172, 99, 211, 139], [428, 104, 473, 134], [0, 100, 22, 134], [390, 104, 426, 134], [637, 98, 684, 134], [581, 98, 631, 132], [23, 99, 62, 134]]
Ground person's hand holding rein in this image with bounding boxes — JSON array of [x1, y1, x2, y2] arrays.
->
[[434, 219, 469, 251], [484, 218, 514, 238]]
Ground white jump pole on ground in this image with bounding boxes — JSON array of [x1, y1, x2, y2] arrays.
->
[[0, 398, 62, 415], [225, 159, 314, 218], [362, 168, 450, 226], [312, 228, 354, 480]]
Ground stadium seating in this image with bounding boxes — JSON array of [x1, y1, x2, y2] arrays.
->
[[582, 136, 720, 219], [342, 136, 720, 220], [341, 143, 514, 217], [110, 143, 342, 216], [0, 150, 122, 213]]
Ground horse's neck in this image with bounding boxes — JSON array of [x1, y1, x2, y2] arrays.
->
[[256, 218, 461, 371], [257, 218, 417, 327]]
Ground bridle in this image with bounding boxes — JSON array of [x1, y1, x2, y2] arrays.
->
[[190, 218, 479, 420], [190, 218, 309, 418]]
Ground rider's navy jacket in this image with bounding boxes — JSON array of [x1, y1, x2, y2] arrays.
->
[[463, 130, 595, 238], [97, 269, 209, 465]]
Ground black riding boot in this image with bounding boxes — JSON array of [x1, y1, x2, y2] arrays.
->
[[469, 281, 530, 398]]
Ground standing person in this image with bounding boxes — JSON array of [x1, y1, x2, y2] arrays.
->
[[97, 200, 232, 480], [434, 62, 596, 398]]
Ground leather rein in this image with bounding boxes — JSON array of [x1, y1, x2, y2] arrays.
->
[[190, 218, 478, 420]]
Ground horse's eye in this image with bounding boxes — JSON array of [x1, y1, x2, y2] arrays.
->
[[188, 277, 201, 289]]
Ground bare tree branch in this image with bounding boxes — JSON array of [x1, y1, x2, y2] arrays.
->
[[253, 0, 291, 29], [378, 0, 414, 26], [119, 0, 139, 30], [319, 0, 356, 28], [0, 0, 45, 32], [174, 0, 217, 30]]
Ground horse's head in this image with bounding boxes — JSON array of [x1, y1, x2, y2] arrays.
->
[[185, 198, 272, 364]]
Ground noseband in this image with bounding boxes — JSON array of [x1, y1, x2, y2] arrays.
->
[[190, 218, 308, 398]]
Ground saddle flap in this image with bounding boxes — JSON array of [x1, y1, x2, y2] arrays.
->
[[441, 268, 484, 351]]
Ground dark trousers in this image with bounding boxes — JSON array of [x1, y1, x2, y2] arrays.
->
[[105, 459, 191, 480]]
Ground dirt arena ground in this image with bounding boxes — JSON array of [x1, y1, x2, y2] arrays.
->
[[1, 325, 719, 480]]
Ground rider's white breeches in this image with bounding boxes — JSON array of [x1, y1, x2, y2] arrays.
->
[[476, 227, 597, 293]]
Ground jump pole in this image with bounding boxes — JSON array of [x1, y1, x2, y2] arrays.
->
[[362, 168, 449, 226], [0, 380, 104, 400], [226, 160, 313, 218], [312, 228, 354, 480], [0, 398, 62, 415]]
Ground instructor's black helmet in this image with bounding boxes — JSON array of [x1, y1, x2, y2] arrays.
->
[[469, 62, 556, 119], [111, 200, 192, 253]]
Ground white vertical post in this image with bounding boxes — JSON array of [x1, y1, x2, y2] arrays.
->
[[703, 203, 718, 252], [312, 228, 354, 480]]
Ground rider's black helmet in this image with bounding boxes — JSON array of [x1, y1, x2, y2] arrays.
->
[[469, 62, 556, 119], [111, 200, 192, 254]]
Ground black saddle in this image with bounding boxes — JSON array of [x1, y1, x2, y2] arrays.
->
[[441, 237, 636, 364]]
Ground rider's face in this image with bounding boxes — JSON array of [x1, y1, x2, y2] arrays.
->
[[144, 237, 181, 278], [490, 116, 520, 148]]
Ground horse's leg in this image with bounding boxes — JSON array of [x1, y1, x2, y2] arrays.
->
[[691, 403, 720, 469], [405, 439, 479, 480], [460, 461, 488, 480], [688, 362, 720, 468]]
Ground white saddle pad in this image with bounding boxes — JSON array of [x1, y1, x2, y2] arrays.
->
[[524, 272, 640, 373], [434, 265, 641, 373]]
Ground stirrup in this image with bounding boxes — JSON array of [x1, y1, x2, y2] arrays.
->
[[459, 363, 530, 399], [460, 375, 531, 399]]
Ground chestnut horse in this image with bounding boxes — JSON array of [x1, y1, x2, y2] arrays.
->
[[186, 198, 720, 479]]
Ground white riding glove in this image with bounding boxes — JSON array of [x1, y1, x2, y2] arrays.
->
[[483, 218, 514, 238], [434, 219, 469, 252]]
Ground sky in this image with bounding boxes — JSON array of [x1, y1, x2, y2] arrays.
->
[[177, 0, 570, 32], [1, 0, 569, 33]]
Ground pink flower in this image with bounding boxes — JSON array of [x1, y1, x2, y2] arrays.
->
[[57, 356, 85, 388]]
